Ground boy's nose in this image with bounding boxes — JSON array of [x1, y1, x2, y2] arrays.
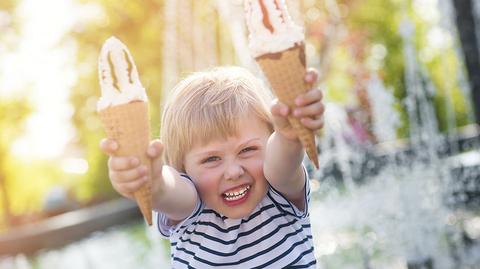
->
[[224, 161, 245, 181]]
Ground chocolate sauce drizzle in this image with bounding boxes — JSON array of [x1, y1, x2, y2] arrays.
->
[[259, 0, 274, 33], [107, 52, 121, 92], [123, 49, 134, 84]]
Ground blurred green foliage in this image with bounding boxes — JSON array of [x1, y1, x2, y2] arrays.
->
[[0, 1, 31, 226], [0, 0, 16, 18], [0, 99, 32, 226], [306, 0, 472, 139], [347, 0, 408, 138]]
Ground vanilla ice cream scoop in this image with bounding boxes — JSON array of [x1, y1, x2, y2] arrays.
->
[[97, 37, 147, 111], [244, 0, 304, 58]]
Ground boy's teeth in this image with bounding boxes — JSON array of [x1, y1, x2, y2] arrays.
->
[[224, 185, 250, 201]]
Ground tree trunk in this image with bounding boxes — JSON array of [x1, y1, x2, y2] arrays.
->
[[452, 0, 480, 126]]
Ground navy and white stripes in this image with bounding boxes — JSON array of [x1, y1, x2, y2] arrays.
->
[[155, 171, 316, 268]]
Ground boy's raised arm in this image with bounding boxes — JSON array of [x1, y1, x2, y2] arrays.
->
[[152, 164, 198, 222], [264, 70, 324, 209], [264, 131, 306, 208], [144, 140, 198, 222]]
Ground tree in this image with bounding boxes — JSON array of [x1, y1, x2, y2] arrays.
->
[[452, 0, 480, 126]]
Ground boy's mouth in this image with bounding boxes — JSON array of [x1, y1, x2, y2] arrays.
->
[[222, 185, 251, 203]]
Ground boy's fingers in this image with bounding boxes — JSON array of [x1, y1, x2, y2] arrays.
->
[[108, 156, 140, 171], [115, 176, 148, 195], [300, 116, 324, 130], [304, 68, 319, 85], [147, 139, 164, 158], [270, 100, 293, 133], [270, 100, 289, 117], [100, 138, 119, 155], [294, 102, 324, 118], [151, 158, 164, 179], [109, 165, 148, 183], [295, 89, 323, 106]]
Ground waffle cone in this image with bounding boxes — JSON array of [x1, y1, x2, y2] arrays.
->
[[256, 43, 319, 168], [99, 101, 153, 225]]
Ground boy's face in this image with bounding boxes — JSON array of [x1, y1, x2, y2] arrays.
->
[[184, 116, 270, 219]]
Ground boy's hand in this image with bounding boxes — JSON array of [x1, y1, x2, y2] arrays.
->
[[99, 138, 164, 200], [270, 68, 325, 141]]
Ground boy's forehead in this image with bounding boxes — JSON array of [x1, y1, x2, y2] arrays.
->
[[190, 119, 270, 150], [192, 130, 247, 149], [190, 136, 262, 155]]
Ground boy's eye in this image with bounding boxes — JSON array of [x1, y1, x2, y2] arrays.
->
[[202, 156, 220, 163], [240, 146, 257, 154]]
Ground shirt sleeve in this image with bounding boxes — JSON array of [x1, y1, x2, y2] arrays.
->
[[154, 174, 203, 238], [267, 165, 311, 219]]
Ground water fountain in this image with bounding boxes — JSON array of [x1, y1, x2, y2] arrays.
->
[[307, 1, 480, 267]]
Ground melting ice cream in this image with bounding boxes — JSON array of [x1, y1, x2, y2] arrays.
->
[[244, 0, 304, 58], [97, 37, 147, 111]]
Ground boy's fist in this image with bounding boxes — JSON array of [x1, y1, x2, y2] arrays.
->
[[99, 138, 164, 200], [270, 68, 324, 141]]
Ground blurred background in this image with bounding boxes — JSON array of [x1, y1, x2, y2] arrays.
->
[[0, 0, 479, 268]]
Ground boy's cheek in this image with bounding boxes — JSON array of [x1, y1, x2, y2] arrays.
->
[[247, 158, 265, 177], [197, 180, 216, 196], [194, 171, 221, 198], [196, 180, 222, 211]]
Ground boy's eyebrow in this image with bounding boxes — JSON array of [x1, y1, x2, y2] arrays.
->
[[193, 138, 262, 157], [238, 138, 261, 148], [192, 150, 220, 158]]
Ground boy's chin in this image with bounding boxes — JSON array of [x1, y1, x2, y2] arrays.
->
[[213, 198, 259, 219]]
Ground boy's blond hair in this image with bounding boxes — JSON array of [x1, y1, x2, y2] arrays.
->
[[161, 66, 274, 172]]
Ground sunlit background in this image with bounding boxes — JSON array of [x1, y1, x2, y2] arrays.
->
[[5, 0, 76, 159], [1, 0, 479, 268]]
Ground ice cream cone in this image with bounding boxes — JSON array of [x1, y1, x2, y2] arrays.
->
[[99, 101, 153, 225], [256, 43, 319, 168]]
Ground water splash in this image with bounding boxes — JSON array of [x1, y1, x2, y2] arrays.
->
[[0, 224, 171, 269], [309, 9, 480, 269], [366, 74, 399, 144]]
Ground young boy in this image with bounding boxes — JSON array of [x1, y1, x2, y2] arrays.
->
[[101, 66, 324, 268]]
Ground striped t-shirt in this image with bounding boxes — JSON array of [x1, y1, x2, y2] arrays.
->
[[155, 171, 316, 268]]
